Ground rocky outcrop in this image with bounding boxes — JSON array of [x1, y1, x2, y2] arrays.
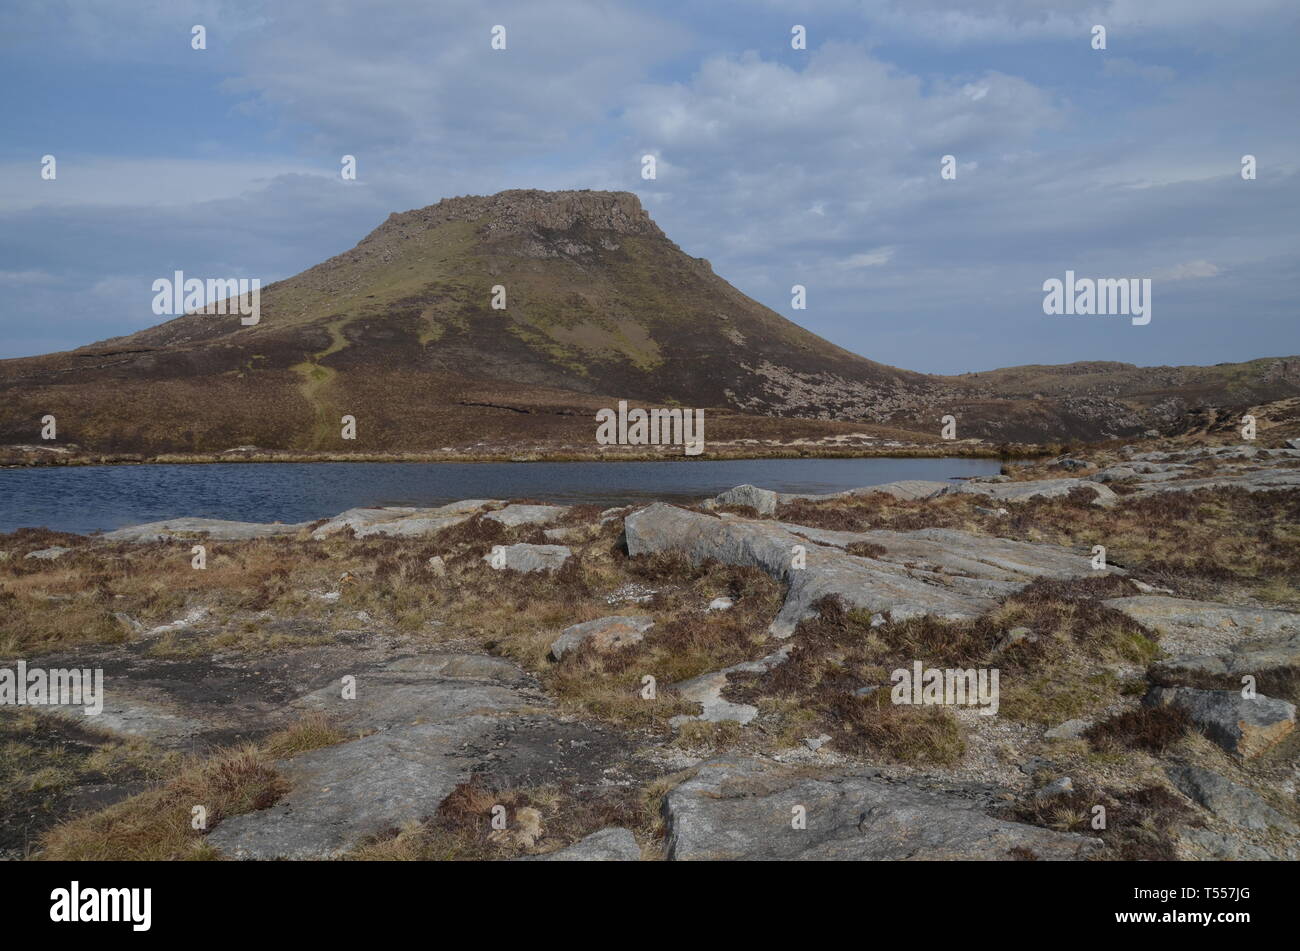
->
[[209, 652, 625, 859], [209, 714, 502, 860], [624, 503, 1111, 637], [1129, 468, 1300, 496], [1165, 765, 1296, 833], [662, 757, 1103, 861], [706, 480, 951, 516], [484, 504, 569, 528], [1143, 686, 1295, 758], [1150, 632, 1300, 694], [102, 518, 310, 543], [1104, 596, 1300, 655], [310, 501, 498, 539], [940, 478, 1117, 507], [669, 646, 792, 728]]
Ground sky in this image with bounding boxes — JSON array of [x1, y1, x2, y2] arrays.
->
[[1, 0, 1297, 374]]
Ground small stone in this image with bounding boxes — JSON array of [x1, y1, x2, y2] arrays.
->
[[427, 555, 447, 578], [708, 597, 735, 611], [803, 734, 832, 752], [994, 627, 1035, 653], [1044, 718, 1090, 741], [1018, 756, 1054, 776], [1034, 777, 1074, 800], [113, 612, 144, 635]]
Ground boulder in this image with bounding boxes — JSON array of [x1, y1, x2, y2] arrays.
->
[[483, 544, 571, 574], [709, 484, 779, 516], [1143, 686, 1295, 758], [1176, 827, 1279, 861], [549, 616, 654, 661], [1128, 468, 1300, 496]]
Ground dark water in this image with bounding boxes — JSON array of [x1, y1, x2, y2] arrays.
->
[[0, 458, 1000, 535]]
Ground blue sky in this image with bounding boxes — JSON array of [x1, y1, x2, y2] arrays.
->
[[1, 0, 1297, 373]]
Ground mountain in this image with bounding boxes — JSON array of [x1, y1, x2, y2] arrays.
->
[[1, 189, 1297, 454]]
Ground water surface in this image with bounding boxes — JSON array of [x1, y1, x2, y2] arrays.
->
[[0, 457, 1000, 535]]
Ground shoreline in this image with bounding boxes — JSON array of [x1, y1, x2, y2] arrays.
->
[[1, 444, 1047, 469]]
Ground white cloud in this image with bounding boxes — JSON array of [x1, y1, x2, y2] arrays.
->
[[0, 270, 58, 286], [1151, 260, 1221, 281], [841, 0, 1300, 45], [839, 247, 897, 269], [0, 158, 328, 212], [1103, 58, 1176, 82]]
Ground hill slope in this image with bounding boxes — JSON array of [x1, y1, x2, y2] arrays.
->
[[1, 189, 1296, 453]]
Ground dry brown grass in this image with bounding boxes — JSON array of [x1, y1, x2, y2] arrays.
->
[[39, 745, 285, 861], [1006, 487, 1300, 605], [1008, 783, 1198, 860], [1084, 707, 1191, 756], [260, 712, 352, 759], [776, 484, 1300, 607], [31, 713, 350, 861]]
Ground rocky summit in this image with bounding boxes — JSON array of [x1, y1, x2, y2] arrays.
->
[[4, 443, 1299, 862]]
